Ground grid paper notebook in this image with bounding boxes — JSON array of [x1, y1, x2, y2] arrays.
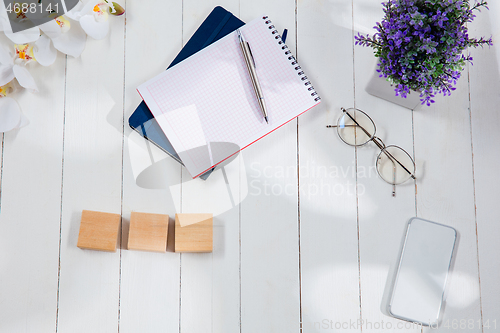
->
[[138, 15, 321, 178]]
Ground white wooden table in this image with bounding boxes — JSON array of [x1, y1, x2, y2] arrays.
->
[[0, 0, 499, 332]]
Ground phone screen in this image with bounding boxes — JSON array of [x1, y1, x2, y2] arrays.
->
[[388, 217, 457, 326]]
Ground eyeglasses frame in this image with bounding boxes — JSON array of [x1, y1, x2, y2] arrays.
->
[[327, 107, 416, 196]]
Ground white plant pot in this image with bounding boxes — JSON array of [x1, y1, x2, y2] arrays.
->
[[365, 62, 421, 110]]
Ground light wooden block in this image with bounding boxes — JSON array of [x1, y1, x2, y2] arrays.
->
[[127, 212, 169, 252], [175, 213, 213, 253], [77, 210, 121, 252]]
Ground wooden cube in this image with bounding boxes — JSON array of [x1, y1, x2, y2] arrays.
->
[[175, 214, 213, 252], [77, 210, 121, 252], [127, 212, 169, 252]]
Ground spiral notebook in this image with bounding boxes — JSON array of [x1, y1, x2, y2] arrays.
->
[[129, 6, 244, 180], [138, 15, 320, 178]]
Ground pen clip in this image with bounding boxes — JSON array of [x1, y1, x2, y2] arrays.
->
[[246, 42, 256, 68], [281, 29, 288, 43]]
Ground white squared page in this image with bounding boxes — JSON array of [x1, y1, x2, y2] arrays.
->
[[138, 16, 320, 178]]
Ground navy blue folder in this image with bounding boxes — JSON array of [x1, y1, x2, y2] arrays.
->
[[129, 6, 245, 180]]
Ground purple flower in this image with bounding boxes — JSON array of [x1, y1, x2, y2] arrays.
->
[[354, 0, 493, 105]]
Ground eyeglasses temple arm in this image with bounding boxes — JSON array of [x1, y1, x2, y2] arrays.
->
[[341, 107, 374, 139], [379, 146, 416, 180], [393, 161, 396, 197]]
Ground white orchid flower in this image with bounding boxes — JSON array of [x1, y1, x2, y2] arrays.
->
[[66, 0, 124, 40], [0, 81, 28, 133], [0, 43, 37, 92], [36, 15, 87, 59], [0, 4, 86, 60]]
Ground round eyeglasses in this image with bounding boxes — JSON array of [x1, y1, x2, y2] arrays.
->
[[327, 107, 416, 196]]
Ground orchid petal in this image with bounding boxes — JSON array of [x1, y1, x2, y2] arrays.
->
[[13, 64, 38, 92], [17, 110, 29, 128], [0, 97, 22, 132], [65, 0, 86, 20], [0, 65, 14, 86], [39, 19, 62, 39], [5, 26, 40, 44], [79, 14, 109, 40], [0, 1, 12, 32], [0, 13, 9, 32], [0, 43, 15, 85], [51, 21, 86, 57], [34, 35, 57, 66], [0, 44, 13, 66], [66, 0, 100, 20]]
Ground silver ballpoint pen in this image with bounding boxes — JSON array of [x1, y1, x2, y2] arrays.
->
[[237, 29, 269, 123]]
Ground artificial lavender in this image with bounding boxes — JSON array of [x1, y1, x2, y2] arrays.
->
[[355, 0, 492, 106]]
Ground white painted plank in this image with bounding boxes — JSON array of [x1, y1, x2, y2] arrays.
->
[[352, 0, 421, 332], [179, 159, 243, 333], [297, 0, 362, 332], [179, 2, 241, 333], [239, 1, 301, 332], [56, 14, 125, 333], [412, 36, 481, 333], [0, 51, 66, 331], [0, 134, 2, 206], [469, 3, 500, 330], [118, 0, 182, 332], [354, 50, 421, 332]]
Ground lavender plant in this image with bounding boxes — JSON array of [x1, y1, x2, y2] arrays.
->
[[355, 0, 492, 106]]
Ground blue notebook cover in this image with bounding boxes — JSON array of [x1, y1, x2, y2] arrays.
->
[[129, 6, 245, 180]]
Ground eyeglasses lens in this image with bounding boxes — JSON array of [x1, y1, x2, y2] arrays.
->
[[376, 146, 415, 185], [337, 108, 375, 146]]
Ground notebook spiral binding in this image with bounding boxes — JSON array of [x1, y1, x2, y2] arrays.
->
[[262, 16, 320, 102]]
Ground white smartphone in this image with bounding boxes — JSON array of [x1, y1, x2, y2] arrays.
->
[[388, 217, 457, 326]]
